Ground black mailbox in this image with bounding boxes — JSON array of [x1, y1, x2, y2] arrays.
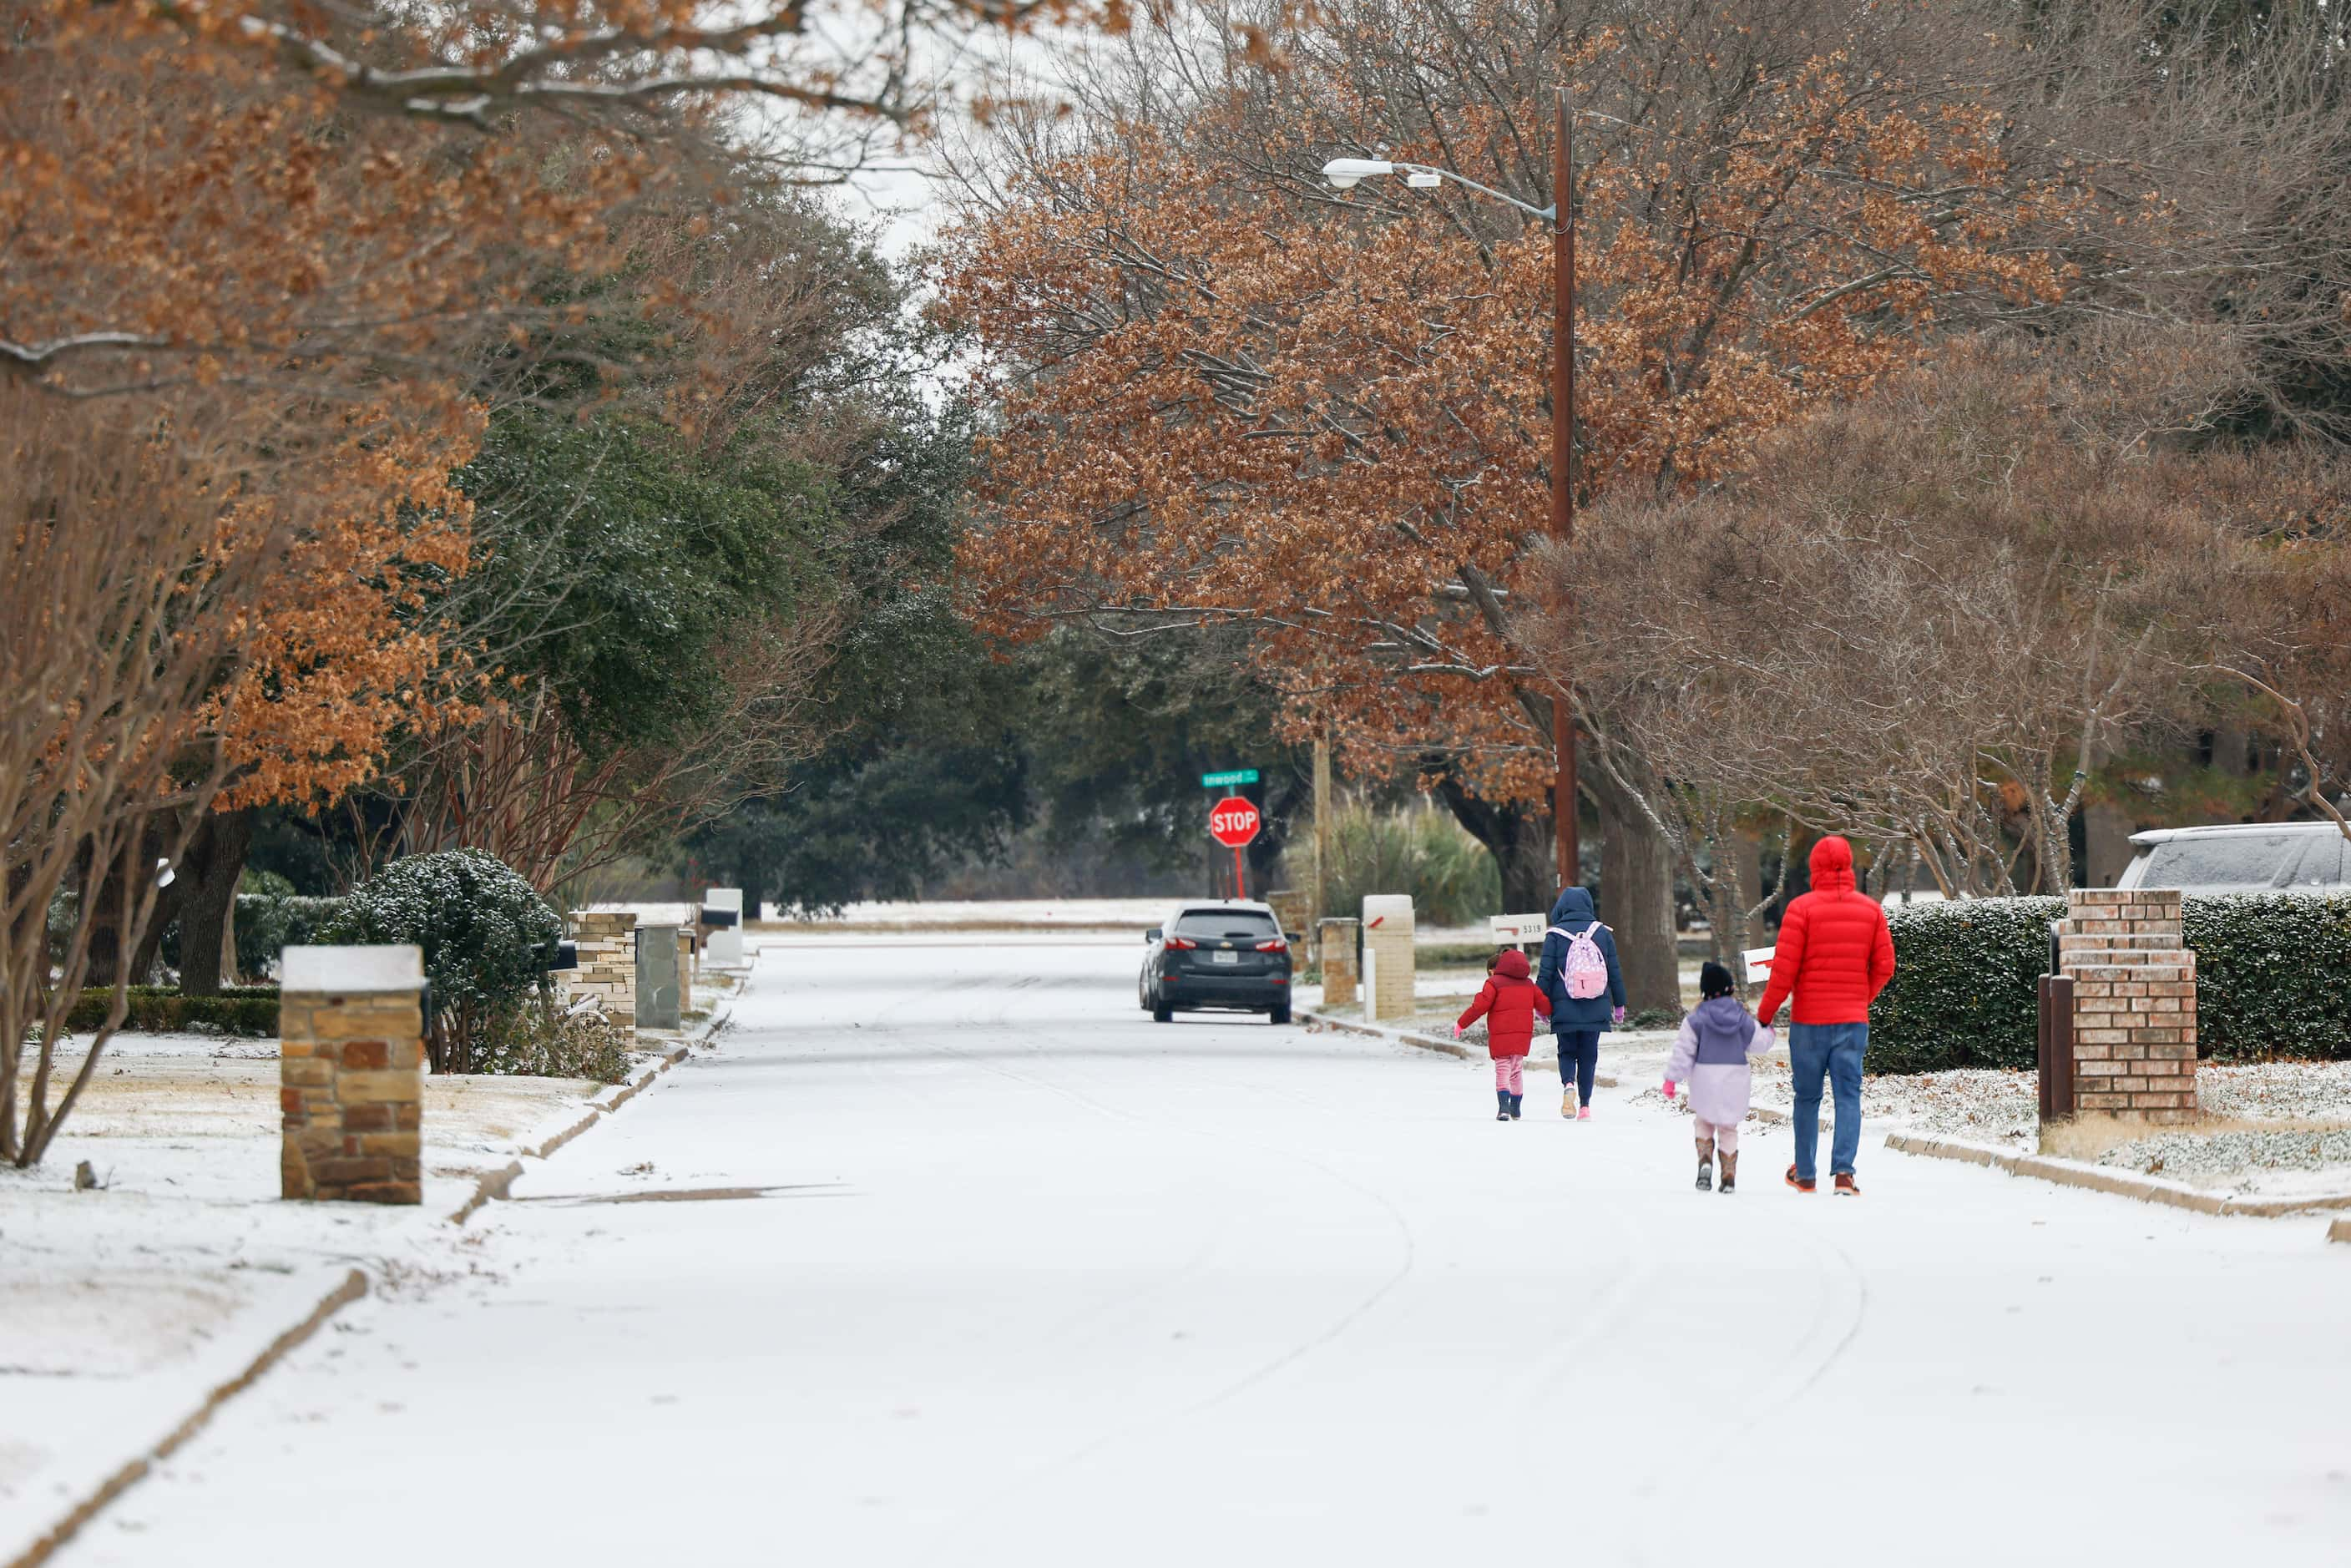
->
[[542, 940, 578, 971], [700, 907, 739, 929]]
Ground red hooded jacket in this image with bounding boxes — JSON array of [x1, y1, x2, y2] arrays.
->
[[1457, 949, 1553, 1059], [1757, 837, 1897, 1027]]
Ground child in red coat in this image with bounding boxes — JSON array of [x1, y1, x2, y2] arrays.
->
[[1454, 948, 1553, 1120]]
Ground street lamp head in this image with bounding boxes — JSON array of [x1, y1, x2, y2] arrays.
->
[[1322, 157, 1394, 190]]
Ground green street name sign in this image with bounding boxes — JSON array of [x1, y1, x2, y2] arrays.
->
[[1200, 767, 1259, 788]]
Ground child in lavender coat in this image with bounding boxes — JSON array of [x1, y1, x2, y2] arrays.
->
[[1662, 961, 1775, 1194]]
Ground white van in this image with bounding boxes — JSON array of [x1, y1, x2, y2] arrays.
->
[[2116, 822, 2351, 894]]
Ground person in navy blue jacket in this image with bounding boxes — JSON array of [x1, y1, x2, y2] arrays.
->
[[1536, 886, 1626, 1120]]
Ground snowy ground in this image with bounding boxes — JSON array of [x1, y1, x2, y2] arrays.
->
[[33, 933, 2351, 1567], [1, 985, 736, 1563]]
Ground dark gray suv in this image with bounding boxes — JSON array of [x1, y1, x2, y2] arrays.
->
[[1138, 902, 1293, 1024]]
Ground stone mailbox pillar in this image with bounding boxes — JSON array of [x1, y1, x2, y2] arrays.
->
[[1317, 918, 1360, 1009], [2059, 888, 2198, 1124], [1265, 889, 1308, 943], [568, 910, 638, 1023], [704, 887, 746, 969], [279, 944, 424, 1205], [1361, 895, 1416, 1024], [636, 923, 684, 1031]]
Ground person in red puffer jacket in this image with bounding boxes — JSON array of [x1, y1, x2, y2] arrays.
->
[[1454, 948, 1552, 1121], [1756, 837, 1895, 1196]]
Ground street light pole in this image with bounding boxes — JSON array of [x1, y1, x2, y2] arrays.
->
[[1321, 83, 1581, 893], [1550, 85, 1580, 892]]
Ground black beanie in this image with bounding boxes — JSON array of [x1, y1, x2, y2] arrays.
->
[[1699, 960, 1737, 999]]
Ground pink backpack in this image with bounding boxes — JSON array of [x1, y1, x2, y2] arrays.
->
[[1549, 923, 1610, 1000]]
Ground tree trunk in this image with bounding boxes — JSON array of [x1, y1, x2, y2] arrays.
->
[[1590, 780, 1681, 1014], [83, 823, 173, 990], [1428, 772, 1559, 917], [174, 809, 254, 996], [2084, 801, 2136, 888]]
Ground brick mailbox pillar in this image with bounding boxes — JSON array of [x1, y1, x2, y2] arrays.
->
[[565, 910, 638, 1023], [1317, 918, 1360, 1008], [2058, 888, 2199, 1124], [280, 944, 425, 1205]]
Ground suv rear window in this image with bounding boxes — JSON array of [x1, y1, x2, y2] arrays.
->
[[1172, 909, 1281, 939], [2141, 835, 2300, 892]]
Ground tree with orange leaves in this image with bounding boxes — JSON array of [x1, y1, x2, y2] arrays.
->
[[937, 0, 2092, 999], [3, 0, 1105, 1156]]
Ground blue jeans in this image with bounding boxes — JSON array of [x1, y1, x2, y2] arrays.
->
[[1790, 1022, 1868, 1181], [1555, 1029, 1600, 1105]]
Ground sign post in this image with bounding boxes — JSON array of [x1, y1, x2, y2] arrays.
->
[[1206, 795, 1261, 900]]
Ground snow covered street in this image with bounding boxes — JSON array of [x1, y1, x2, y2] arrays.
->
[[53, 935, 2351, 1567]]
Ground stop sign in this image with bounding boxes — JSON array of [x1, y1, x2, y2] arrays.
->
[[1207, 796, 1261, 847]]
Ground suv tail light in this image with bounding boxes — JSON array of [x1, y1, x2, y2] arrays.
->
[[1165, 936, 1198, 949], [1255, 938, 1288, 953]]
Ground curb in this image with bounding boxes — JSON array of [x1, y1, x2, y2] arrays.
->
[[1299, 1009, 1620, 1087], [1301, 1009, 1476, 1060], [1885, 1131, 2351, 1221], [449, 1039, 701, 1228], [6, 1268, 367, 1568]]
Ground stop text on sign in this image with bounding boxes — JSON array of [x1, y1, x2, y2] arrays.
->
[[1207, 797, 1261, 847]]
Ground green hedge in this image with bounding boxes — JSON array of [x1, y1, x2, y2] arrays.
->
[[64, 985, 280, 1038], [2185, 893, 2351, 1060], [1869, 898, 2064, 1074], [1866, 892, 2351, 1072]]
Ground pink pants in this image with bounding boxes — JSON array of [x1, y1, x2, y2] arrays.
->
[[1493, 1057, 1524, 1094], [1696, 1117, 1741, 1154]]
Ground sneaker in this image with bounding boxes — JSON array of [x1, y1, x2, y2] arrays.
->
[[1575, 1106, 1591, 1121], [1562, 1091, 1576, 1119], [1785, 1165, 1816, 1193], [1834, 1173, 1861, 1197]]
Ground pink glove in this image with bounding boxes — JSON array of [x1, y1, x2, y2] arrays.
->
[[1451, 1023, 1464, 1039], [1611, 1005, 1627, 1024], [1661, 1079, 1677, 1100]]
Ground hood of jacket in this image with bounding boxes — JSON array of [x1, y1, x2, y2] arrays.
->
[[1688, 994, 1755, 1064], [1548, 885, 1596, 928], [1808, 836, 1858, 897], [1494, 949, 1531, 980], [1691, 994, 1751, 1031]]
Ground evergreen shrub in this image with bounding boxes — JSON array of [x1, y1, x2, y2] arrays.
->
[[2185, 893, 2351, 1060], [1866, 891, 2351, 1072], [1868, 898, 2062, 1074], [321, 849, 562, 1071], [233, 892, 346, 978], [65, 985, 279, 1037]]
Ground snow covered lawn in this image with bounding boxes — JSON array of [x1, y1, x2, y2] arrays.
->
[[2, 1030, 635, 1563]]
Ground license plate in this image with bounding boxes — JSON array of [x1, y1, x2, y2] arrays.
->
[[1211, 949, 1239, 965]]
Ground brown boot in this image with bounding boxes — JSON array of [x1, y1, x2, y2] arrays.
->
[[1695, 1136, 1714, 1191], [1719, 1151, 1738, 1194]]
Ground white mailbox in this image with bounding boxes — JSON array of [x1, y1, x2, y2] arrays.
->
[[705, 887, 746, 969]]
